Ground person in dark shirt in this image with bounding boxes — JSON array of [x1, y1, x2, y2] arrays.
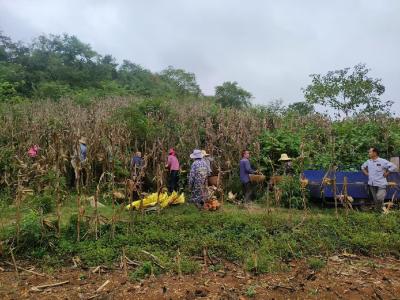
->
[[239, 150, 255, 202], [130, 151, 143, 178]]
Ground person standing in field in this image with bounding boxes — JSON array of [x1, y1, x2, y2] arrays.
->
[[361, 147, 397, 212], [27, 144, 40, 159], [239, 150, 255, 202], [278, 153, 294, 175], [166, 148, 180, 193], [130, 151, 144, 178], [188, 149, 209, 208], [201, 150, 213, 176], [71, 137, 88, 186]]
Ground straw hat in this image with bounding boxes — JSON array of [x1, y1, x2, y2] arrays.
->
[[79, 137, 87, 144], [201, 150, 210, 157], [190, 149, 203, 159], [278, 153, 291, 161]]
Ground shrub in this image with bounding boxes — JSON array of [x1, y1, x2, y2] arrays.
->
[[307, 257, 326, 271], [28, 193, 55, 214], [276, 176, 308, 209], [129, 261, 158, 281]]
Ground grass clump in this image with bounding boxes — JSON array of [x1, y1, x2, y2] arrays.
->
[[129, 261, 159, 281], [307, 257, 326, 271]]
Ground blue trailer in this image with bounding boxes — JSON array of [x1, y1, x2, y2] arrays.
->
[[303, 170, 400, 205]]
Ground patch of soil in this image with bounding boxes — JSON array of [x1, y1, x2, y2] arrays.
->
[[1, 255, 399, 299]]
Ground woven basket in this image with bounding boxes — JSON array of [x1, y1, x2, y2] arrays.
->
[[249, 174, 265, 183], [208, 176, 219, 186]]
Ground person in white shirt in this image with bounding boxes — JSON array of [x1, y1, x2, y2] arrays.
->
[[361, 147, 397, 212]]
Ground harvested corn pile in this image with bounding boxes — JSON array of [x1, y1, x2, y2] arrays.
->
[[112, 191, 125, 200], [300, 179, 309, 187], [125, 192, 185, 210], [204, 199, 221, 211]]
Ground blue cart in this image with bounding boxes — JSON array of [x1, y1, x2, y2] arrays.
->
[[303, 170, 400, 206]]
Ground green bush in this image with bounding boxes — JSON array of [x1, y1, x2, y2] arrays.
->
[[77, 241, 118, 267], [129, 261, 158, 281], [276, 176, 308, 209], [307, 257, 326, 271], [28, 193, 55, 214]]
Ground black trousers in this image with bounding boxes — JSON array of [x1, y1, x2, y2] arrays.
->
[[168, 170, 179, 193], [242, 182, 253, 202]]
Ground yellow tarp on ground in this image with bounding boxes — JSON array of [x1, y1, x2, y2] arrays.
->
[[125, 192, 185, 210]]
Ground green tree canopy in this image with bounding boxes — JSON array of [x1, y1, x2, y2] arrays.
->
[[0, 32, 204, 101], [159, 66, 202, 97], [215, 81, 252, 108], [303, 63, 392, 118], [287, 101, 315, 115]]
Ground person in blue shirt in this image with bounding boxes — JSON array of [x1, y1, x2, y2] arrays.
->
[[130, 151, 144, 178], [361, 147, 397, 212], [239, 150, 255, 202], [71, 137, 89, 186]]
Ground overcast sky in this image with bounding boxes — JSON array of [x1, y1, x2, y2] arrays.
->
[[1, 0, 399, 111]]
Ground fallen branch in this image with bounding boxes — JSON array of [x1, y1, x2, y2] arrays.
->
[[5, 261, 46, 277], [140, 250, 165, 269], [9, 248, 19, 279], [96, 279, 110, 293], [30, 280, 69, 292], [271, 284, 296, 292], [125, 256, 141, 266]]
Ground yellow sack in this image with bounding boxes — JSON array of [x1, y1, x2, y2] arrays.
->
[[126, 192, 185, 210], [125, 192, 158, 210]]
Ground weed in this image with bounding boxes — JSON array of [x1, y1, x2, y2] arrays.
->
[[307, 257, 326, 271], [27, 193, 55, 214], [129, 261, 158, 281], [245, 285, 257, 298]]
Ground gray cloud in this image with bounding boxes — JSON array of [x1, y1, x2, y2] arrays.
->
[[1, 0, 399, 111]]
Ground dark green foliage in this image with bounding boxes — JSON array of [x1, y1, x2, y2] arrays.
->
[[276, 176, 307, 209], [28, 193, 55, 214], [159, 66, 202, 97], [258, 117, 400, 172], [0, 32, 202, 101], [259, 128, 301, 165], [303, 63, 392, 117], [2, 210, 58, 256], [115, 98, 175, 144], [287, 101, 315, 115], [215, 81, 252, 108]]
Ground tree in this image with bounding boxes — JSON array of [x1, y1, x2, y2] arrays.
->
[[215, 81, 252, 108], [303, 63, 392, 118], [159, 66, 202, 97], [287, 101, 314, 115], [117, 60, 158, 96]]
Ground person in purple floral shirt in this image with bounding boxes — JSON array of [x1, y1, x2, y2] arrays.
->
[[188, 149, 209, 208]]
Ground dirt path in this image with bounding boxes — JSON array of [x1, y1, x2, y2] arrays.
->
[[1, 255, 399, 299]]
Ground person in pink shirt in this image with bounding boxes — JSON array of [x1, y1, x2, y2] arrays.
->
[[27, 144, 40, 158], [165, 148, 180, 193]]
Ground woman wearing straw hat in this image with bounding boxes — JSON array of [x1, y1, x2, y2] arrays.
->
[[189, 149, 209, 208], [278, 153, 294, 175]]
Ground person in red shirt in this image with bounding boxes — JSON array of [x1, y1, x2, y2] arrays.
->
[[165, 148, 180, 193]]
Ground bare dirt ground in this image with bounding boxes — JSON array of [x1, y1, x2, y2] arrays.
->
[[1, 255, 399, 300]]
